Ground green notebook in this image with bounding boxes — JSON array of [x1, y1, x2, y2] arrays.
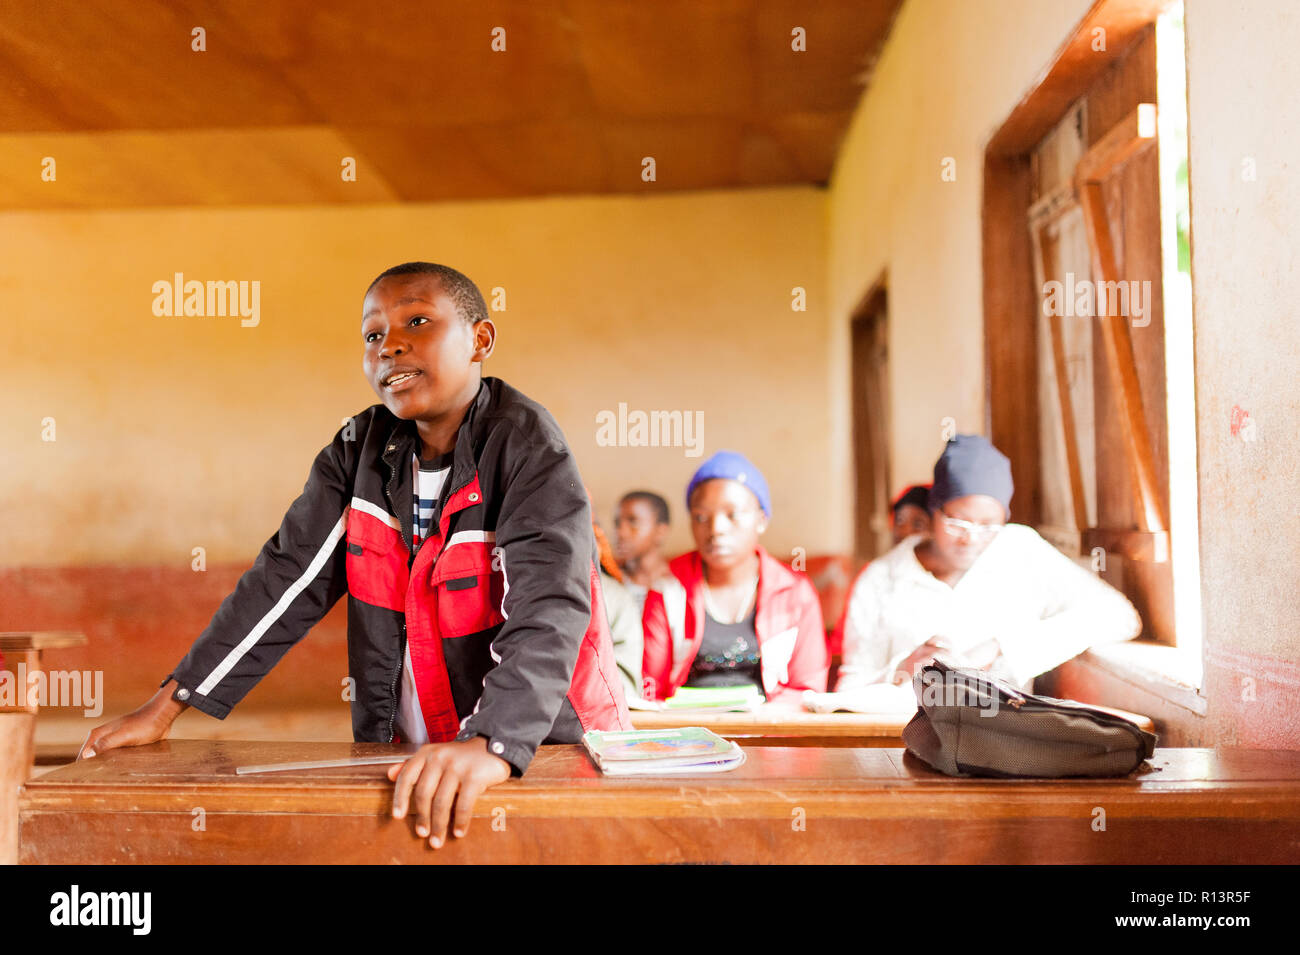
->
[[663, 684, 765, 711]]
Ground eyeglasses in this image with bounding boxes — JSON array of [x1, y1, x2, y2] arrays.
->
[[937, 513, 1003, 542]]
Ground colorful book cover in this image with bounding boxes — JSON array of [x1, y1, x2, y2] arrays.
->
[[582, 726, 741, 766]]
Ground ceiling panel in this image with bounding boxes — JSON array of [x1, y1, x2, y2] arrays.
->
[[0, 0, 902, 207]]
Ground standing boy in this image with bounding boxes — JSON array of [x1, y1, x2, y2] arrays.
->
[[81, 262, 630, 848]]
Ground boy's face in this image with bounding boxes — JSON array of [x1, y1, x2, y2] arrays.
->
[[613, 498, 668, 563], [930, 494, 1005, 571], [892, 503, 931, 543], [361, 275, 494, 421]]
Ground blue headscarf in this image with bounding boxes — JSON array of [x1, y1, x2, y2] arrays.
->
[[685, 450, 771, 518]]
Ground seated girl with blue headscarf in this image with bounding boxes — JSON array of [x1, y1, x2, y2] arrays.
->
[[828, 435, 1141, 707], [641, 451, 829, 704]]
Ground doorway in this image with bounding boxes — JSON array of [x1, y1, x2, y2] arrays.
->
[[851, 280, 891, 561]]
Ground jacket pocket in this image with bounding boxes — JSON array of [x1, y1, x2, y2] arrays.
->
[[345, 508, 407, 612], [434, 543, 505, 639]]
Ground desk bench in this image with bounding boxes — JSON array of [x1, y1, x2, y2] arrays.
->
[[630, 704, 1155, 748], [19, 740, 1300, 864]]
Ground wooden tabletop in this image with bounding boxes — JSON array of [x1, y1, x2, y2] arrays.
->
[[0, 631, 88, 652], [20, 740, 1300, 864]]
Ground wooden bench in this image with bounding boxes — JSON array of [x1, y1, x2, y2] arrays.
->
[[630, 702, 1155, 747], [19, 739, 1300, 864], [0, 631, 88, 864]]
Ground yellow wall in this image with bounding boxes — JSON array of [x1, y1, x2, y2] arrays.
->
[[0, 188, 827, 566], [826, 0, 1096, 545], [1185, 0, 1300, 662], [1185, 0, 1300, 746]]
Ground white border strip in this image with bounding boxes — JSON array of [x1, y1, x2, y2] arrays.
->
[[445, 529, 496, 549], [349, 496, 400, 531]]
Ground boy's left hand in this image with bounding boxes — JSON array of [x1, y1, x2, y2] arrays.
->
[[387, 736, 512, 848]]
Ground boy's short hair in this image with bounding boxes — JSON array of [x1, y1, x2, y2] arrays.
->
[[891, 484, 930, 515], [366, 262, 490, 326], [620, 490, 670, 527]]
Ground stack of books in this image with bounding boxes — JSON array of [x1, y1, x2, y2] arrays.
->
[[582, 727, 747, 776]]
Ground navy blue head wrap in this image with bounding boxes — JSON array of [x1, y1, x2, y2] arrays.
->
[[930, 435, 1014, 517]]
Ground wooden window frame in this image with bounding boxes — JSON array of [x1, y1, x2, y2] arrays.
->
[[983, 0, 1175, 531], [982, 0, 1207, 734]]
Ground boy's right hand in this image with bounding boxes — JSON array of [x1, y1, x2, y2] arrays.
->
[[78, 680, 189, 760], [891, 637, 954, 685]]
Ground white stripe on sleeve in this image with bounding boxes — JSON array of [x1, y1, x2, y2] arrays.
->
[[195, 512, 348, 697]]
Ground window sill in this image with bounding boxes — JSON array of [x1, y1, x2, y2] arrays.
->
[[1065, 640, 1207, 716]]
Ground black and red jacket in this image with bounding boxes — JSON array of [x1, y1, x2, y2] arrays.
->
[[164, 377, 631, 775]]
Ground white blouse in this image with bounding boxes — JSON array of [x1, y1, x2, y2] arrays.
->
[[835, 524, 1142, 691]]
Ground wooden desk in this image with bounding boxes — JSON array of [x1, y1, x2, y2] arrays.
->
[[1, 631, 88, 865], [631, 704, 1156, 747], [631, 707, 918, 746], [20, 740, 1300, 864]]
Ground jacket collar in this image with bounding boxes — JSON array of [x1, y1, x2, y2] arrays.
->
[[670, 545, 795, 602], [380, 378, 490, 495], [379, 379, 491, 555]]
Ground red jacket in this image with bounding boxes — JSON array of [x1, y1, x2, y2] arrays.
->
[[641, 548, 828, 702]]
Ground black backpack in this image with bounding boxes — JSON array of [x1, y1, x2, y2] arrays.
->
[[901, 660, 1157, 778]]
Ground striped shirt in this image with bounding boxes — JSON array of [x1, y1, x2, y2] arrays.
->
[[411, 450, 453, 552]]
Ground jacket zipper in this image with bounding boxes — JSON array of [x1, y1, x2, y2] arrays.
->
[[384, 435, 413, 744], [387, 621, 406, 743], [380, 415, 475, 744]]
